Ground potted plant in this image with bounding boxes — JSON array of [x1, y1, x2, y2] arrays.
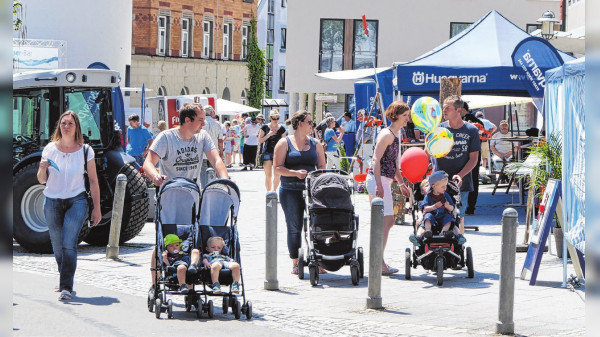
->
[[507, 132, 563, 254]]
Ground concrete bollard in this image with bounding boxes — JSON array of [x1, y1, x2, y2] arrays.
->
[[207, 168, 216, 184], [106, 174, 127, 260], [496, 208, 519, 334], [366, 198, 384, 309], [264, 191, 279, 290]]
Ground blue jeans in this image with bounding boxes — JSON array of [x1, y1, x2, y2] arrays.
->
[[459, 192, 469, 218], [200, 159, 208, 189], [44, 192, 88, 292], [278, 187, 306, 259]]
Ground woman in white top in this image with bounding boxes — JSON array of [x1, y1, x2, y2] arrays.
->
[[37, 111, 101, 301]]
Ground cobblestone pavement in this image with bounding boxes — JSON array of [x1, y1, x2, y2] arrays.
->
[[13, 168, 585, 336]]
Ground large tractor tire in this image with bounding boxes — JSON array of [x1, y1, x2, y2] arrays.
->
[[83, 164, 148, 246], [13, 163, 92, 254]]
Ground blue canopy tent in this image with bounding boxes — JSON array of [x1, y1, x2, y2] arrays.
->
[[394, 10, 574, 98], [545, 58, 585, 281]]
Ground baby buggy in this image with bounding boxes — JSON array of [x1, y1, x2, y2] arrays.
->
[[192, 179, 252, 320], [405, 180, 474, 286], [298, 169, 364, 286], [148, 177, 202, 319]]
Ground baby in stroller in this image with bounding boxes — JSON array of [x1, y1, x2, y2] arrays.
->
[[202, 236, 241, 295], [408, 171, 466, 246], [162, 234, 200, 294]]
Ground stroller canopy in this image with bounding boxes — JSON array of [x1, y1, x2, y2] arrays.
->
[[309, 173, 353, 211], [156, 177, 201, 225], [199, 179, 241, 227]]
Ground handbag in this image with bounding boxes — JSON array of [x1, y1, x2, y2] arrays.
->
[[82, 145, 94, 226]]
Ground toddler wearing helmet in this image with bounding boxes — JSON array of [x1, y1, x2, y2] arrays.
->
[[162, 234, 201, 294]]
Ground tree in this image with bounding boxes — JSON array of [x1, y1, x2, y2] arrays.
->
[[246, 14, 265, 110]]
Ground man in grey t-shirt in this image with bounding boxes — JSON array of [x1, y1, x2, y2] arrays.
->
[[144, 102, 228, 186]]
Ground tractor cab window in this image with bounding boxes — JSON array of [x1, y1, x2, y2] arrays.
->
[[64, 88, 111, 146], [13, 89, 51, 144]]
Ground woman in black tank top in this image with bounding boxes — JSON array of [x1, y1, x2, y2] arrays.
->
[[273, 111, 326, 275]]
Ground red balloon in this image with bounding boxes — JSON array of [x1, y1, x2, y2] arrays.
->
[[400, 147, 430, 183]]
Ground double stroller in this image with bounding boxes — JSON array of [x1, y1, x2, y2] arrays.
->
[[297, 169, 364, 286], [148, 177, 252, 320], [405, 179, 474, 286]]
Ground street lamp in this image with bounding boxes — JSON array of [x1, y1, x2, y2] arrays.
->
[[536, 10, 561, 40]]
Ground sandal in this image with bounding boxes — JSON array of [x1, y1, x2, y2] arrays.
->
[[59, 290, 72, 301], [382, 264, 399, 276], [318, 266, 328, 274], [291, 264, 299, 275], [55, 286, 60, 292]]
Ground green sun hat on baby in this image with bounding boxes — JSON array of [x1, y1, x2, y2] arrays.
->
[[164, 234, 182, 247]]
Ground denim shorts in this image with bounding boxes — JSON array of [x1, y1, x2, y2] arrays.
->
[[172, 255, 191, 268], [262, 152, 274, 162]]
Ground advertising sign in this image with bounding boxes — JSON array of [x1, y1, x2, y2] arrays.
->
[[13, 45, 59, 71]]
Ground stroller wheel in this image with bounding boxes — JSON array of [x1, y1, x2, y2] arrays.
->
[[147, 287, 155, 312], [436, 256, 444, 286], [196, 297, 203, 319], [466, 247, 474, 278], [357, 247, 364, 278], [154, 297, 162, 319], [167, 299, 173, 319], [222, 297, 229, 314], [309, 265, 319, 286], [405, 248, 412, 280], [298, 248, 305, 280], [206, 300, 214, 319], [233, 299, 242, 319], [245, 301, 253, 320], [351, 265, 359, 286], [184, 295, 191, 312]]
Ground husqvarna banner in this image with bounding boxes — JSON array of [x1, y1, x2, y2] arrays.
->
[[511, 37, 564, 112]]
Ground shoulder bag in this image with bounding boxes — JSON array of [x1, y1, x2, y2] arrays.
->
[[82, 145, 94, 227]]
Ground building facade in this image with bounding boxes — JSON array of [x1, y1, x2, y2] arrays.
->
[[130, 0, 257, 110], [13, 0, 132, 78], [286, 0, 563, 120], [257, 0, 288, 118]]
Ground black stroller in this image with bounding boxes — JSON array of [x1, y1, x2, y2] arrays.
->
[[298, 169, 364, 286], [405, 179, 474, 286], [148, 177, 202, 319], [192, 179, 252, 320]]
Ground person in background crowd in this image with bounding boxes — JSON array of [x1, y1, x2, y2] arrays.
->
[[258, 111, 287, 191], [223, 121, 235, 168], [255, 114, 266, 167], [274, 111, 326, 275], [340, 112, 356, 133], [242, 116, 261, 170], [364, 101, 411, 275], [157, 120, 168, 133], [474, 111, 497, 169], [201, 105, 224, 187], [38, 111, 102, 301], [435, 96, 480, 230], [323, 117, 345, 169], [126, 113, 154, 168], [231, 119, 241, 165], [490, 120, 514, 170]]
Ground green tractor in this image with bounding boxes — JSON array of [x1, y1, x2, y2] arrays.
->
[[13, 68, 149, 253]]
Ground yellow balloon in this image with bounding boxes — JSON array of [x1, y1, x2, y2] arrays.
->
[[425, 127, 454, 158]]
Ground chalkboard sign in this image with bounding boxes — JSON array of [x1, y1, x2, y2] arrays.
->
[[520, 179, 561, 285]]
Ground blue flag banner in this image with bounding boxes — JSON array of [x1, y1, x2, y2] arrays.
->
[[141, 83, 146, 123], [511, 37, 564, 112]]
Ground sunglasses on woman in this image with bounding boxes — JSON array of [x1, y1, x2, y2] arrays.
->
[[271, 117, 279, 120]]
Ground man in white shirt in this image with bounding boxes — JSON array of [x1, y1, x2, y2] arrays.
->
[[490, 120, 514, 170], [200, 105, 224, 187]]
